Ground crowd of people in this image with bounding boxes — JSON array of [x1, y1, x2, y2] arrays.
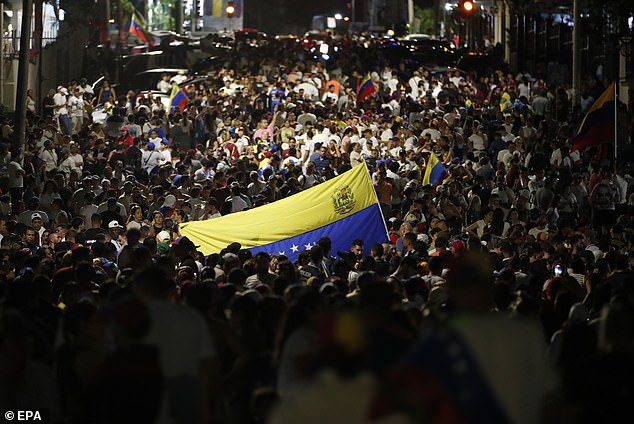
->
[[1, 34, 634, 424]]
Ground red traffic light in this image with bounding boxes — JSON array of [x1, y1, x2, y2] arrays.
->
[[226, 1, 235, 17]]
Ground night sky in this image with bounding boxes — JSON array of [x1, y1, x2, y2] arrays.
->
[[244, 0, 353, 34]]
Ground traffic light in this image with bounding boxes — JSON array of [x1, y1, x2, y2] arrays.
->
[[459, 0, 475, 14], [226, 1, 235, 18]]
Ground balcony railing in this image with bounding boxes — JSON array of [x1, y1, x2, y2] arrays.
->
[[1, 30, 58, 59]]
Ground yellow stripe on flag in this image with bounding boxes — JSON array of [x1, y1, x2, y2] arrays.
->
[[213, 0, 223, 16], [423, 152, 439, 186], [577, 82, 615, 134]]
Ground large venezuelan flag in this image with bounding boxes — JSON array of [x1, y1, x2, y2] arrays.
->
[[179, 163, 388, 260], [357, 74, 375, 103], [571, 82, 615, 152], [422, 152, 447, 186], [169, 84, 189, 113]]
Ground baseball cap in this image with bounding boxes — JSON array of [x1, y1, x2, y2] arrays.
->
[[162, 194, 176, 208], [31, 212, 43, 221], [157, 230, 171, 242], [108, 220, 123, 229]]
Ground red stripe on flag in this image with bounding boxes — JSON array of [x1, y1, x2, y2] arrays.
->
[[571, 122, 614, 151]]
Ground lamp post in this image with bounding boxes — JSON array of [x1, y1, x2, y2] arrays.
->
[[175, 0, 183, 33], [572, 0, 581, 107], [13, 0, 33, 156], [1, 1, 4, 108]]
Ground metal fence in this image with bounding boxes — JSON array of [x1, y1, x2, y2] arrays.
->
[[1, 30, 58, 59]]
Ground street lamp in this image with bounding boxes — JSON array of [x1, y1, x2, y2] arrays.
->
[[226, 1, 235, 18], [459, 0, 475, 14]]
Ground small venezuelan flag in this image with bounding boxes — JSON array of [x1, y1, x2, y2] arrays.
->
[[423, 152, 447, 186], [571, 82, 615, 152], [357, 74, 376, 104], [129, 13, 153, 45], [169, 84, 189, 113]]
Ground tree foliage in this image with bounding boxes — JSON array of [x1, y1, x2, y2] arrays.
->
[[413, 6, 436, 35]]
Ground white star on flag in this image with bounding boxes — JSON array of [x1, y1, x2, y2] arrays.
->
[[304, 243, 313, 249], [290, 244, 299, 253], [278, 251, 285, 255]]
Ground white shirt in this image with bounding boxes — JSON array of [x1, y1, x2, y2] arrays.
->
[[68, 153, 84, 172], [142, 149, 164, 172], [422, 128, 441, 141], [321, 91, 338, 104], [67, 95, 83, 118], [469, 133, 486, 151], [157, 79, 172, 93], [53, 92, 68, 116], [39, 149, 58, 172]]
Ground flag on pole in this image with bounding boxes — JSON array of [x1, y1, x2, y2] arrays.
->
[[422, 152, 447, 186], [571, 82, 616, 152], [179, 163, 388, 260], [169, 84, 189, 113], [357, 74, 376, 104], [129, 13, 154, 46]]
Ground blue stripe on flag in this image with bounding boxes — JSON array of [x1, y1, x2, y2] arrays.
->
[[249, 204, 387, 261], [170, 90, 187, 112], [429, 163, 446, 186]]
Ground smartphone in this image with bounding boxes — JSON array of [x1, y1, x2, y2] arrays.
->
[[554, 264, 563, 277]]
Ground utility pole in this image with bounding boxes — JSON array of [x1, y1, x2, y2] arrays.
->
[[572, 0, 581, 107], [175, 0, 183, 34], [191, 0, 197, 33], [1, 1, 4, 109], [13, 0, 33, 156]]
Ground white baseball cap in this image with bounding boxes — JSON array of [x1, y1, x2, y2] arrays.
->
[[157, 230, 171, 242]]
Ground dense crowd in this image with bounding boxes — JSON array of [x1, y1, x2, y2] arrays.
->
[[1, 36, 634, 424]]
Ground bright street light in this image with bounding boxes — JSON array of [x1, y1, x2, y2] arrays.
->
[[334, 13, 343, 20]]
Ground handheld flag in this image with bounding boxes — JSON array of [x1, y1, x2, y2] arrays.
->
[[422, 152, 447, 186], [179, 163, 388, 260], [357, 74, 376, 104], [169, 84, 189, 113], [129, 13, 154, 46], [571, 82, 615, 152]]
